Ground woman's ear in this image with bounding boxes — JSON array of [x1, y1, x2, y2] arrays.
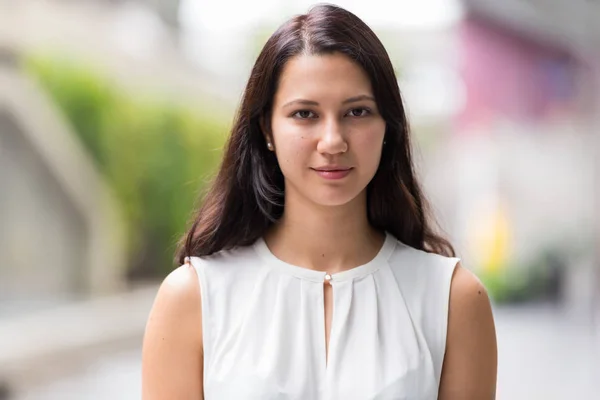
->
[[260, 115, 274, 151]]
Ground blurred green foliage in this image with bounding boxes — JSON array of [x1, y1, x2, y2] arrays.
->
[[479, 251, 564, 304], [24, 55, 228, 278]]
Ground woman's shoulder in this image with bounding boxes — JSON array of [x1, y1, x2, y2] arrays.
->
[[439, 263, 497, 398], [142, 263, 204, 398], [146, 243, 259, 339], [152, 263, 203, 320]]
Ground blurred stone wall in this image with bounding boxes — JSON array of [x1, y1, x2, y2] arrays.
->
[[0, 111, 87, 313]]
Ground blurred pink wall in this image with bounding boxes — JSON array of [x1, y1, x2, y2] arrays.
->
[[457, 15, 579, 128]]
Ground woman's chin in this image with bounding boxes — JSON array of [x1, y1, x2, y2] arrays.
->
[[308, 189, 366, 208]]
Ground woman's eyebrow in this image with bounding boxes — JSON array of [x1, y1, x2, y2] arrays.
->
[[282, 94, 375, 108], [282, 99, 319, 108], [342, 95, 376, 104]]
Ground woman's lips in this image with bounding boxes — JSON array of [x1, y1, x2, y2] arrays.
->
[[312, 167, 353, 180]]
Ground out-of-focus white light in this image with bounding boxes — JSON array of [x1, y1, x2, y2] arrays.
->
[[179, 0, 282, 32], [111, 2, 169, 59], [179, 0, 464, 33], [341, 0, 465, 30], [401, 62, 467, 119], [177, 0, 465, 87]]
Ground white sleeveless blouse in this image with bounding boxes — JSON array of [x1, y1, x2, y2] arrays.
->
[[186, 232, 459, 399]]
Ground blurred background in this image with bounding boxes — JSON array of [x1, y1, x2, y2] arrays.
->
[[0, 0, 599, 398]]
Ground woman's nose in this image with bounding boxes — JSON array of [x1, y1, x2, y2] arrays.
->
[[316, 118, 348, 155]]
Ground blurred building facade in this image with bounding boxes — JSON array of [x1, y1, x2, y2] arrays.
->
[[0, 0, 598, 315], [0, 0, 598, 310], [1, 0, 599, 398]]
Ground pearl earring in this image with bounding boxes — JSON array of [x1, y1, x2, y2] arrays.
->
[[267, 142, 274, 151]]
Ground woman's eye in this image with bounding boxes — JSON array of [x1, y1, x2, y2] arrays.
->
[[347, 108, 370, 117], [293, 110, 316, 119]]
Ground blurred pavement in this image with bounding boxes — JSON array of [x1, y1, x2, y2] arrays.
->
[[10, 302, 599, 400]]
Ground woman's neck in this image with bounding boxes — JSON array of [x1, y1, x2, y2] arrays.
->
[[264, 192, 385, 273]]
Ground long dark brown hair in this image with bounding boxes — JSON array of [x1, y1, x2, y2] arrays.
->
[[175, 3, 454, 265]]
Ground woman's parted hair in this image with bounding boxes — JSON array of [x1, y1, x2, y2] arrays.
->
[[175, 3, 454, 265]]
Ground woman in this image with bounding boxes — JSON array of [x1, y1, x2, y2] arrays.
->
[[142, 4, 497, 399]]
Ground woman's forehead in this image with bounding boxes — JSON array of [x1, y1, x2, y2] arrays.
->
[[274, 53, 374, 106]]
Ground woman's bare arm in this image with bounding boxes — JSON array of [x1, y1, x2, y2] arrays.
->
[[142, 264, 204, 400], [438, 264, 498, 399]]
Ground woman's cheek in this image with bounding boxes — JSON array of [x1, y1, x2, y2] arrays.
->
[[277, 142, 303, 174], [281, 132, 309, 164], [355, 132, 383, 154]]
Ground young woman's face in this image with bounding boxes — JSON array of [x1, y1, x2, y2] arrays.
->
[[268, 52, 386, 208]]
